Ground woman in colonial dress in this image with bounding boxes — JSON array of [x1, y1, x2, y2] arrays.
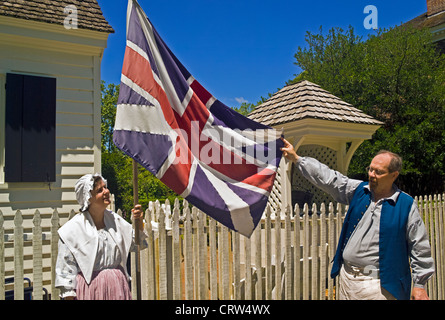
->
[[55, 173, 146, 300]]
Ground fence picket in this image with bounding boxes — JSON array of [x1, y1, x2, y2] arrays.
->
[[144, 206, 156, 299], [311, 204, 318, 300], [293, 205, 301, 300], [244, 232, 252, 300], [14, 210, 24, 300], [274, 208, 281, 300], [183, 203, 193, 300], [327, 203, 335, 300], [158, 204, 167, 300], [50, 209, 59, 300], [172, 199, 181, 300], [302, 204, 310, 300], [0, 211, 4, 300], [32, 210, 43, 300], [284, 206, 292, 300], [319, 203, 327, 300], [254, 221, 262, 300], [209, 217, 217, 300], [265, 206, 272, 300]]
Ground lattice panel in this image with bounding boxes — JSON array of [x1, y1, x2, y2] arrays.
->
[[267, 161, 282, 215], [291, 144, 338, 208]]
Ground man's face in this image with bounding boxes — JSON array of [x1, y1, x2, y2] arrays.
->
[[368, 153, 399, 193]]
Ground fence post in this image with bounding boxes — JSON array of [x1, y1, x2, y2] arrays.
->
[[158, 203, 167, 300], [232, 229, 241, 299], [172, 198, 181, 300], [144, 205, 156, 300], [284, 205, 292, 300], [244, 230, 252, 300], [33, 210, 43, 300], [434, 194, 443, 300], [197, 210, 208, 300], [311, 203, 318, 300], [220, 224, 230, 299], [293, 205, 301, 300], [437, 194, 445, 300], [209, 217, 217, 300], [183, 203, 193, 300], [274, 207, 281, 300], [319, 203, 327, 300], [428, 195, 437, 299], [265, 206, 272, 299], [327, 203, 335, 300], [14, 210, 24, 300], [302, 204, 310, 300], [254, 219, 262, 300], [0, 210, 4, 300], [50, 209, 60, 300]]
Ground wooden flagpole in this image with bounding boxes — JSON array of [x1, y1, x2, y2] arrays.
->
[[132, 159, 142, 300]]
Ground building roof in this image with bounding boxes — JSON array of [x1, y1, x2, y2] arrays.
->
[[0, 0, 114, 33], [403, 11, 445, 30], [248, 80, 383, 127]]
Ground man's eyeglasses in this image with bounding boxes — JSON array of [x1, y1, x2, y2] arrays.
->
[[366, 166, 388, 176]]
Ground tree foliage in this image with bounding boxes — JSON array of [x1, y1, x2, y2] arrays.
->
[[292, 25, 445, 195]]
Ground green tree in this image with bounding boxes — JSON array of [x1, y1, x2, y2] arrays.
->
[[101, 81, 119, 153], [232, 102, 256, 116], [292, 25, 445, 195]]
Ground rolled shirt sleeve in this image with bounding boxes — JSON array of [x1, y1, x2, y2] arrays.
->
[[406, 202, 435, 287], [295, 156, 362, 205]]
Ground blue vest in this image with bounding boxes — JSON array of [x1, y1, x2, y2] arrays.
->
[[331, 182, 414, 300]]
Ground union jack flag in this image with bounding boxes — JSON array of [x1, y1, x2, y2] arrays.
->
[[113, 0, 284, 237]]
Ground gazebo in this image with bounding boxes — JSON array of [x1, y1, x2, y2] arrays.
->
[[248, 80, 383, 212]]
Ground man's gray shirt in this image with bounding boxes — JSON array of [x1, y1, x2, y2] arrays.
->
[[295, 156, 434, 287]]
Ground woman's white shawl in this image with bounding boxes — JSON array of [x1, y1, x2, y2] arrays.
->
[[58, 210, 133, 284]]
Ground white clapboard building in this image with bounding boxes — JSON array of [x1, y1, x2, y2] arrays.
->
[[0, 0, 113, 292]]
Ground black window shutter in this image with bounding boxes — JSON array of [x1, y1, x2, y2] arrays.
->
[[5, 74, 24, 182], [5, 73, 56, 182]]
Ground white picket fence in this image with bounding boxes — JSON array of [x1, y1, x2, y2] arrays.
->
[[1, 194, 444, 300], [136, 199, 344, 300]]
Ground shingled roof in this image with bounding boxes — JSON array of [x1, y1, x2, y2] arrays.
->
[[248, 80, 383, 127], [0, 0, 114, 33]]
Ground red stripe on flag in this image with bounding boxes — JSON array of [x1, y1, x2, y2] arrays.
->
[[190, 80, 213, 106], [240, 170, 276, 193], [122, 46, 179, 130], [160, 137, 193, 195]]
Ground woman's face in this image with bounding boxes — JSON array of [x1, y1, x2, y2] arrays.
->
[[89, 179, 111, 209]]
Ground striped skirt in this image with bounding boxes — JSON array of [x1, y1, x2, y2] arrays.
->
[[76, 268, 132, 300]]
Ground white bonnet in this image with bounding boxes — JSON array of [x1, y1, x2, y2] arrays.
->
[[75, 173, 107, 212]]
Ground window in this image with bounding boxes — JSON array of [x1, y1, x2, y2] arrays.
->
[[4, 73, 56, 182]]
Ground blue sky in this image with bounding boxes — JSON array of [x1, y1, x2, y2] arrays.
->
[[97, 0, 427, 108]]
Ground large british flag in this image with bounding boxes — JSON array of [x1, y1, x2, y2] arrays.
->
[[113, 0, 284, 237]]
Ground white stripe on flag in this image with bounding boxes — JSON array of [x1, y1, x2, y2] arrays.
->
[[134, 3, 188, 117], [114, 103, 172, 135], [198, 161, 270, 196], [120, 74, 161, 109], [201, 115, 278, 171], [199, 164, 255, 237], [179, 157, 199, 198]]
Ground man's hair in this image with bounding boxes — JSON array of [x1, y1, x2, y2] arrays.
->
[[376, 150, 403, 173]]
